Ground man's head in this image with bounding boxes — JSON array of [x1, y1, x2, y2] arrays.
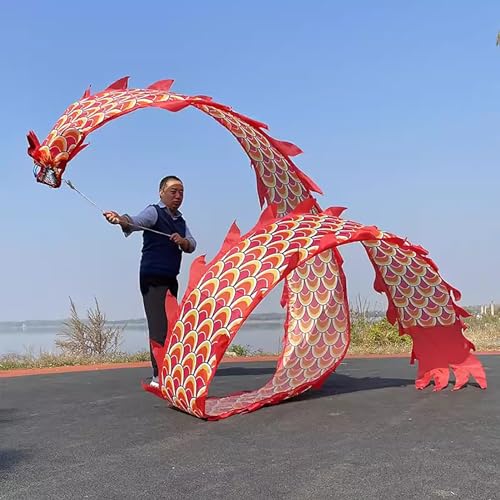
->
[[159, 175, 184, 211]]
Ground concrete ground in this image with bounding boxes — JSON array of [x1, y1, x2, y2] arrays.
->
[[0, 356, 498, 499]]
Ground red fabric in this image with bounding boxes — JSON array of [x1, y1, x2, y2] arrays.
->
[[254, 170, 268, 208], [150, 339, 167, 378], [147, 79, 174, 91], [183, 221, 243, 293], [105, 76, 129, 91], [80, 87, 91, 99], [324, 206, 347, 217], [232, 111, 269, 130], [186, 255, 208, 296], [29, 78, 488, 420], [408, 323, 487, 391], [268, 137, 303, 157], [141, 378, 164, 398], [289, 197, 318, 215], [211, 221, 241, 259], [292, 166, 323, 195], [27, 131, 40, 157], [157, 100, 191, 112], [165, 291, 179, 332], [247, 203, 278, 234]]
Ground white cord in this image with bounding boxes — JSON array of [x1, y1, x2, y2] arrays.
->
[[64, 179, 173, 238]]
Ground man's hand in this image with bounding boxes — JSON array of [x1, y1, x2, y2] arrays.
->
[[103, 211, 129, 229], [103, 211, 122, 224], [170, 232, 190, 251]]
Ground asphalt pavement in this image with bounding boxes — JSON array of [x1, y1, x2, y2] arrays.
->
[[0, 356, 498, 499]]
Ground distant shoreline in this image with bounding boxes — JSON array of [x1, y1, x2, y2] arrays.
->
[[0, 313, 290, 332], [0, 310, 391, 328], [1, 304, 493, 326]]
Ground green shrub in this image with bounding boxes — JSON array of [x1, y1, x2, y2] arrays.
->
[[350, 316, 411, 352], [227, 344, 253, 356]]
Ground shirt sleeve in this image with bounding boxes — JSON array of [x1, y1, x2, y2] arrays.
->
[[184, 224, 197, 253], [122, 205, 158, 237]]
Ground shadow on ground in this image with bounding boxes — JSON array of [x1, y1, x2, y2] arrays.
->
[[295, 373, 414, 401], [0, 408, 22, 424], [0, 449, 32, 474], [214, 365, 276, 377], [210, 365, 414, 401]]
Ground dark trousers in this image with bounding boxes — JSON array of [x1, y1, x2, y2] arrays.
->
[[140, 275, 178, 377]]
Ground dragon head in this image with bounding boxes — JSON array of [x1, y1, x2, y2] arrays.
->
[[27, 128, 88, 188]]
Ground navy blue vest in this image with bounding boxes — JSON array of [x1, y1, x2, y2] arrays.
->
[[140, 205, 186, 278]]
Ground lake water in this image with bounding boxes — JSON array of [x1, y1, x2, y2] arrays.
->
[[0, 318, 285, 357]]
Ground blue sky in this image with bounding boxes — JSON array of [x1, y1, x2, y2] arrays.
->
[[1, 0, 499, 320]]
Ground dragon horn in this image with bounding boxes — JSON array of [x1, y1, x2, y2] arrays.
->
[[27, 130, 40, 156]]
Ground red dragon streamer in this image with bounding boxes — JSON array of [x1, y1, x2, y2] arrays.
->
[[27, 77, 487, 420]]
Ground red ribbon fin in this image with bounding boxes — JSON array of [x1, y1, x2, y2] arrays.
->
[[147, 79, 174, 92], [157, 99, 191, 112], [105, 76, 129, 91], [324, 206, 347, 217]]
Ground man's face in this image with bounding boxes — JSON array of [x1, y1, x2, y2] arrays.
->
[[160, 180, 184, 211]]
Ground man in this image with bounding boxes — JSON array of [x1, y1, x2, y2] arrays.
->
[[103, 175, 196, 388]]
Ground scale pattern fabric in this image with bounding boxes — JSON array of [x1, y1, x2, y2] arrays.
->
[[27, 77, 487, 420]]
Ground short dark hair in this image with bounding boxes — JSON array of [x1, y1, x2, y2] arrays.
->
[[159, 175, 182, 190]]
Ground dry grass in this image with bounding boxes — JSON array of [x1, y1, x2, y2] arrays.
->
[[0, 349, 150, 371], [462, 314, 500, 351], [55, 297, 124, 356]]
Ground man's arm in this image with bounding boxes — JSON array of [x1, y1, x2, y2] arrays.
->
[[170, 225, 196, 253], [184, 225, 197, 253], [103, 206, 158, 236]]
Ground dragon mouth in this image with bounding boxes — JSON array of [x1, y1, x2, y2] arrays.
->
[[33, 162, 62, 188]]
